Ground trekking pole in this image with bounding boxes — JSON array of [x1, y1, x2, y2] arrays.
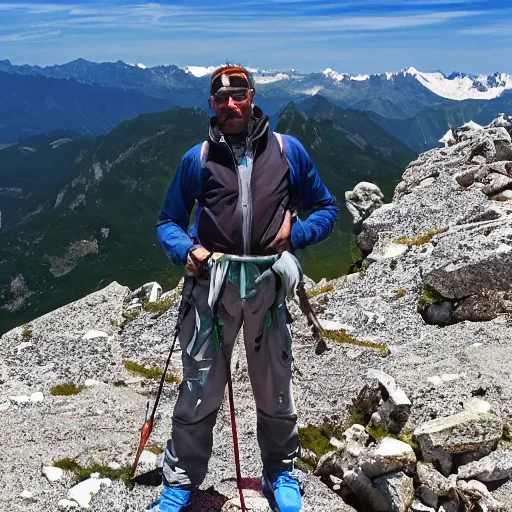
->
[[226, 368, 248, 512], [130, 277, 197, 478], [210, 261, 248, 512]]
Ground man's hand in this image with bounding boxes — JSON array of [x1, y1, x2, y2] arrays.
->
[[268, 210, 292, 253], [186, 246, 212, 277]]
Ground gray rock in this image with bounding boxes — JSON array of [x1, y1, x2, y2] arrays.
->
[[438, 500, 459, 512], [345, 181, 384, 231], [373, 472, 414, 512], [367, 232, 409, 263], [314, 451, 344, 478], [458, 448, 512, 482], [453, 291, 512, 322], [409, 500, 435, 512], [360, 437, 416, 478], [131, 281, 162, 303], [342, 424, 369, 458], [416, 462, 457, 498], [457, 479, 506, 511], [414, 399, 503, 474], [416, 485, 439, 508], [482, 173, 512, 196], [343, 467, 389, 512], [422, 218, 512, 299], [424, 300, 454, 326], [367, 369, 411, 407], [367, 369, 411, 433]]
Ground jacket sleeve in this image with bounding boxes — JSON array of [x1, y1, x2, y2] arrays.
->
[[283, 135, 339, 249], [156, 143, 203, 265]]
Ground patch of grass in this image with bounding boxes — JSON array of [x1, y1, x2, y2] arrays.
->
[[73, 462, 133, 488], [298, 421, 344, 459], [346, 407, 366, 428], [123, 360, 180, 384], [394, 289, 407, 299], [21, 324, 32, 341], [398, 432, 420, 450], [146, 443, 165, 455], [52, 457, 81, 472], [112, 310, 140, 330], [418, 285, 442, 308], [306, 283, 334, 299], [394, 227, 448, 247], [144, 295, 175, 313], [366, 423, 390, 441], [50, 383, 86, 396], [322, 329, 390, 357], [364, 424, 420, 450]]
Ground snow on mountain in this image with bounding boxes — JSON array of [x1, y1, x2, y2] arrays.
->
[[350, 74, 370, 82], [322, 66, 512, 101], [183, 65, 218, 77], [137, 63, 147, 69], [323, 68, 349, 82], [254, 73, 292, 84], [404, 67, 512, 101]]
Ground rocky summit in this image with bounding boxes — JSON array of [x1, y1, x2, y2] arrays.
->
[[1, 115, 512, 511]]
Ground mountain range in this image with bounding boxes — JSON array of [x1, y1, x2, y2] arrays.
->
[[1, 59, 512, 150], [0, 98, 416, 334]]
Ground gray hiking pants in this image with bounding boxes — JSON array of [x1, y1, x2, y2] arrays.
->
[[162, 270, 299, 488]]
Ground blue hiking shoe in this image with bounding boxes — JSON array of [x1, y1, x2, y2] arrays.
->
[[146, 486, 191, 512], [261, 470, 302, 512]]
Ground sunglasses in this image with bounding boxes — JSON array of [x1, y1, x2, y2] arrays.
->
[[212, 89, 251, 104]]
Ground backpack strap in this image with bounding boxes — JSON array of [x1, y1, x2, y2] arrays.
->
[[274, 132, 300, 213], [274, 132, 284, 156], [200, 140, 209, 168]]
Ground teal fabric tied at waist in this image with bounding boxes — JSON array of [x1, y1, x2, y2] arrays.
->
[[208, 254, 279, 304]]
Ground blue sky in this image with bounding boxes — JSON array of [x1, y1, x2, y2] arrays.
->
[[0, 0, 510, 75]]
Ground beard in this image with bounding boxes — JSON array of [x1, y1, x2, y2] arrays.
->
[[214, 99, 252, 134]]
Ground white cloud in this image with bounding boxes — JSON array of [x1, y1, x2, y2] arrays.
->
[[459, 21, 512, 36], [0, 29, 60, 42]]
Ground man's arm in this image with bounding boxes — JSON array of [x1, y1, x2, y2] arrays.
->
[[156, 143, 203, 265], [283, 135, 339, 249]]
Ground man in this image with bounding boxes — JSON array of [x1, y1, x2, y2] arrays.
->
[[150, 65, 338, 512]]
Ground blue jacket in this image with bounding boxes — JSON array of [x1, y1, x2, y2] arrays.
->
[[157, 122, 339, 265]]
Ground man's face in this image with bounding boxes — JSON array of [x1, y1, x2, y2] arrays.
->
[[209, 88, 254, 135]]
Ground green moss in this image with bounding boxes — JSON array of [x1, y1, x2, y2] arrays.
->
[[52, 457, 81, 472], [73, 462, 133, 488], [21, 324, 32, 341], [364, 425, 420, 450], [144, 295, 174, 313], [366, 423, 390, 441], [394, 289, 407, 299], [146, 443, 165, 455], [298, 421, 344, 459], [322, 329, 390, 356], [346, 407, 366, 428], [394, 227, 448, 247], [123, 360, 181, 384], [112, 310, 140, 330], [306, 283, 334, 299], [50, 383, 86, 396], [398, 432, 420, 450], [50, 458, 133, 487], [418, 285, 442, 308]]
